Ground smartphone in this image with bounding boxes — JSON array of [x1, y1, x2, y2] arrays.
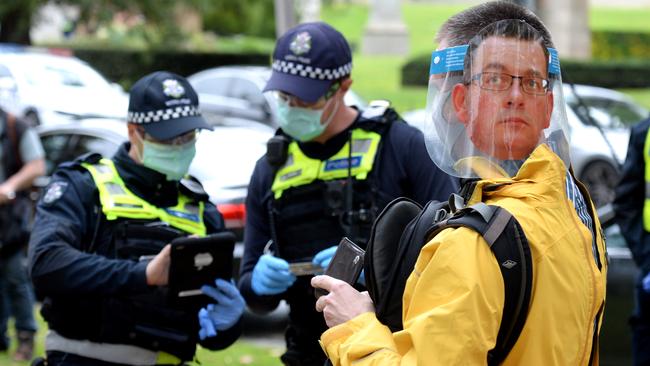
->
[[314, 237, 365, 298]]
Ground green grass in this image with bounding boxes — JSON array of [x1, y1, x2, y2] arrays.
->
[[590, 7, 650, 32], [322, 3, 650, 114], [0, 308, 284, 366]]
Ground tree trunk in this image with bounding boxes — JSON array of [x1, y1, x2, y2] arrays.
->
[[0, 3, 34, 45]]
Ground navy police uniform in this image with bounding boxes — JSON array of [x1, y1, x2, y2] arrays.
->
[[614, 117, 650, 366], [239, 108, 458, 365], [29, 143, 240, 365]]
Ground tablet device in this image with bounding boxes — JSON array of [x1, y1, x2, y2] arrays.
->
[[168, 232, 236, 307]]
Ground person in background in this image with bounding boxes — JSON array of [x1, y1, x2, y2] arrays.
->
[[0, 107, 45, 362]]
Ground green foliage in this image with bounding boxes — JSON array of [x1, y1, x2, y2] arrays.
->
[[400, 53, 431, 89], [0, 0, 41, 44], [592, 31, 650, 60], [65, 47, 268, 88], [59, 0, 187, 45], [561, 59, 650, 88], [201, 0, 275, 38]]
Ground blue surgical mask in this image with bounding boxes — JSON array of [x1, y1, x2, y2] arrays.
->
[[276, 98, 339, 142], [142, 139, 196, 181]]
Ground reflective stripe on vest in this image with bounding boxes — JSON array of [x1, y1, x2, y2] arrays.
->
[[271, 128, 382, 199], [46, 330, 183, 365], [82, 158, 206, 236], [643, 130, 650, 231]]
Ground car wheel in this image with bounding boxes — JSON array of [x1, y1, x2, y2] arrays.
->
[[579, 160, 619, 208], [24, 110, 40, 126]]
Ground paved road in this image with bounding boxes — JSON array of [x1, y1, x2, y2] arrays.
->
[[240, 301, 289, 349]]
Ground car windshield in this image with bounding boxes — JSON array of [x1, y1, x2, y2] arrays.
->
[[18, 57, 111, 89], [564, 86, 649, 129]]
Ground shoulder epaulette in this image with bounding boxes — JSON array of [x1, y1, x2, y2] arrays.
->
[[179, 176, 209, 201], [75, 152, 103, 165], [360, 100, 391, 121]]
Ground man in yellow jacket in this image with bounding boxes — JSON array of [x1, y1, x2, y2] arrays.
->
[[311, 2, 607, 365]]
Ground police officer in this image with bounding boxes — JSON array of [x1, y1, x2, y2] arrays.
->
[[614, 116, 650, 366], [28, 71, 245, 366], [237, 22, 457, 366], [311, 4, 607, 365]]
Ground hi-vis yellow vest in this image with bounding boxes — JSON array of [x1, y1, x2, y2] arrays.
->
[[82, 158, 206, 236], [271, 128, 382, 199]]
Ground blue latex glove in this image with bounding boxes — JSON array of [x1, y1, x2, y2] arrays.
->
[[312, 246, 338, 269], [251, 254, 296, 295], [643, 272, 650, 293], [198, 279, 245, 340]]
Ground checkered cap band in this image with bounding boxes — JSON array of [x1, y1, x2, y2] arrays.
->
[[128, 105, 201, 124], [271, 60, 352, 80]]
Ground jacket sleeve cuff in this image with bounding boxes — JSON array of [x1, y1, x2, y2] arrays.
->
[[133, 261, 150, 291], [237, 272, 282, 313], [320, 312, 394, 362]]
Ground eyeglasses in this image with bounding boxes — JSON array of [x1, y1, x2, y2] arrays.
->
[[275, 82, 341, 109], [468, 72, 550, 95], [139, 128, 197, 146]]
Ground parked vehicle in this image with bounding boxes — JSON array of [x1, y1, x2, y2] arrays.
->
[[563, 84, 648, 207], [0, 51, 128, 126], [35, 116, 273, 243], [187, 65, 367, 127]]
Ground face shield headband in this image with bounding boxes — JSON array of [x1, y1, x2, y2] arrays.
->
[[421, 20, 571, 179]]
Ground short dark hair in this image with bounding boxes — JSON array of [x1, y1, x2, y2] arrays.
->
[[463, 19, 552, 81], [436, 1, 554, 49]]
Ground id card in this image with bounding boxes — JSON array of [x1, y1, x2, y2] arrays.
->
[[289, 262, 323, 276]]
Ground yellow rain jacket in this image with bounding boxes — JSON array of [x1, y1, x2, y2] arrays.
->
[[320, 144, 607, 365]]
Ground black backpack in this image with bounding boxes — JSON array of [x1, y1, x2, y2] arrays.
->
[[364, 193, 532, 366]]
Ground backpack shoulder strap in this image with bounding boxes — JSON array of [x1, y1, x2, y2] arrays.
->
[[432, 203, 532, 366]]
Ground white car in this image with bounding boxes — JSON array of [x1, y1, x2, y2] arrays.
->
[[35, 117, 273, 239], [402, 84, 648, 207], [0, 51, 128, 126], [187, 65, 367, 127]]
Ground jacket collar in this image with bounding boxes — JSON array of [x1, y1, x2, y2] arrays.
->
[[467, 144, 568, 205]]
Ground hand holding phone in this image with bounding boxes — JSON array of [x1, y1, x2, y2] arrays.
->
[[314, 237, 365, 299]]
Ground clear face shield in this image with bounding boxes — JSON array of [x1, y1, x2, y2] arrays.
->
[[423, 19, 571, 179]]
